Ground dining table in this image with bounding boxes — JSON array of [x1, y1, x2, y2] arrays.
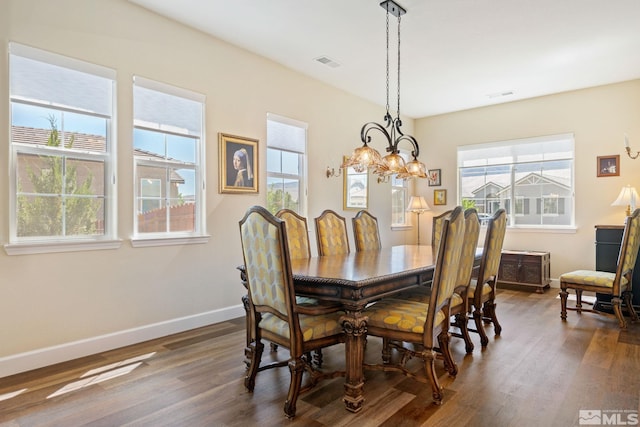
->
[[238, 244, 481, 413]]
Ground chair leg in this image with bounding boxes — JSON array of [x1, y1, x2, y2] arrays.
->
[[611, 296, 628, 329], [382, 337, 392, 364], [473, 307, 489, 347], [244, 340, 264, 392], [422, 348, 443, 405], [559, 288, 568, 321], [284, 358, 305, 419], [437, 331, 457, 377], [575, 289, 583, 312], [483, 300, 502, 335], [622, 291, 639, 321], [454, 312, 474, 354], [313, 349, 324, 367]]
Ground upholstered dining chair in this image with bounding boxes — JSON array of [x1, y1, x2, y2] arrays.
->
[[560, 208, 640, 329], [432, 210, 453, 252], [352, 210, 382, 252], [362, 206, 465, 405], [315, 209, 350, 256], [467, 209, 507, 348], [239, 205, 345, 418], [276, 209, 312, 260], [449, 208, 481, 353]]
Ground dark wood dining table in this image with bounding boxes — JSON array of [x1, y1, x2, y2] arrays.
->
[[239, 244, 481, 413]]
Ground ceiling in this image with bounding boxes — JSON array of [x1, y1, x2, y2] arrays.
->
[[129, 0, 640, 118]]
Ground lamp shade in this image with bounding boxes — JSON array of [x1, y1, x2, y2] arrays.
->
[[407, 196, 431, 213], [611, 185, 639, 209]]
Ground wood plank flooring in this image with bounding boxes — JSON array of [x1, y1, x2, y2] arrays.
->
[[1, 289, 639, 427]]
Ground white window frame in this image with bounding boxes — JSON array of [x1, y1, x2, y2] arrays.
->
[[131, 76, 208, 247], [457, 133, 575, 231], [6, 43, 119, 255], [266, 113, 308, 216], [391, 150, 410, 228]]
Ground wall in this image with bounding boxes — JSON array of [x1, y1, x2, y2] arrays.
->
[[0, 0, 415, 377], [414, 79, 640, 280]]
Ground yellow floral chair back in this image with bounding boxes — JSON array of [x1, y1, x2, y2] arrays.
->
[[432, 210, 453, 254], [352, 210, 382, 252], [432, 206, 466, 312], [456, 209, 481, 288], [314, 210, 350, 256], [618, 210, 640, 289], [276, 209, 311, 260], [477, 209, 508, 286]]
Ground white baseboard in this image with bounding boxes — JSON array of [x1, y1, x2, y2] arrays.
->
[[0, 304, 245, 379]]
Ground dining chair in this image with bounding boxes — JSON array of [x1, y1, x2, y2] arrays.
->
[[362, 206, 465, 404], [432, 209, 453, 251], [449, 208, 481, 353], [467, 208, 507, 347], [560, 208, 640, 328], [314, 209, 350, 256], [352, 210, 382, 252], [276, 209, 312, 260], [239, 205, 345, 418]]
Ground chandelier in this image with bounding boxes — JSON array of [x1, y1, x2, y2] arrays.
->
[[342, 0, 427, 180]]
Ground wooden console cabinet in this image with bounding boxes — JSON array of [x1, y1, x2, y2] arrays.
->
[[497, 250, 551, 293]]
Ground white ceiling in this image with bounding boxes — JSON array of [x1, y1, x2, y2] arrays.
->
[[129, 0, 640, 118]]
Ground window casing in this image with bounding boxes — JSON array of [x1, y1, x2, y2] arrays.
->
[[266, 114, 307, 216], [458, 134, 575, 228], [8, 43, 116, 251], [391, 151, 410, 226], [133, 77, 205, 241]]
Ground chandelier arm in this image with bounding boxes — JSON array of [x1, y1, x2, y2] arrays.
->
[[395, 134, 420, 159], [361, 121, 393, 148]]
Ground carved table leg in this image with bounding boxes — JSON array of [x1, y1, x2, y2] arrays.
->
[[340, 311, 368, 413]]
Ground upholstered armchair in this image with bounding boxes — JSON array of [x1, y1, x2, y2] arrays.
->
[[560, 208, 640, 328], [239, 206, 345, 418], [362, 206, 466, 405]]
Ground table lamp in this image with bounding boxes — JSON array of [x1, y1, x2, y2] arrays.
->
[[406, 196, 431, 245], [611, 184, 638, 217]]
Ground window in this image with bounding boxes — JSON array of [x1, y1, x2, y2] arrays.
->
[[8, 43, 117, 253], [391, 151, 410, 226], [458, 133, 575, 228], [266, 114, 307, 215], [133, 77, 205, 242]]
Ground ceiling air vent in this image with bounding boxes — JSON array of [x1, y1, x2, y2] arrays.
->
[[315, 56, 341, 68]]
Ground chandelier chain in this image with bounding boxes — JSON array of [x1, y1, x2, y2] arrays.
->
[[397, 14, 401, 117], [385, 10, 390, 115]]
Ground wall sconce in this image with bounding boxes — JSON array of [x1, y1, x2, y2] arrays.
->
[[326, 166, 342, 178], [611, 184, 638, 217], [406, 196, 431, 245], [624, 134, 640, 159]]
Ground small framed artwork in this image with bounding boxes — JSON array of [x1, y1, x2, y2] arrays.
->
[[343, 156, 368, 210], [597, 155, 620, 177], [428, 169, 441, 186], [434, 189, 447, 206], [219, 133, 259, 193]]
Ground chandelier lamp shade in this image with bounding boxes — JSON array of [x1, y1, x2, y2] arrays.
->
[[341, 0, 427, 180]]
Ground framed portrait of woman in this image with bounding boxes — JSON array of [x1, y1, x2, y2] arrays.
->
[[219, 133, 259, 193]]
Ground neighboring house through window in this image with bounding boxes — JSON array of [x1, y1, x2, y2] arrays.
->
[[457, 133, 575, 228], [266, 114, 307, 215], [133, 77, 206, 242], [8, 43, 117, 254]]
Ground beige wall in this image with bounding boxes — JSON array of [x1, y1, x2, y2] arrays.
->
[[0, 0, 414, 375], [414, 79, 640, 279]]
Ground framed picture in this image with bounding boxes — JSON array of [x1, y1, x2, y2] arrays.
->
[[597, 155, 620, 177], [428, 169, 441, 186], [343, 157, 368, 210], [219, 133, 259, 193], [434, 189, 447, 206]]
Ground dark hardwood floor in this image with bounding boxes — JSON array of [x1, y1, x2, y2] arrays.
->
[[1, 288, 639, 427]]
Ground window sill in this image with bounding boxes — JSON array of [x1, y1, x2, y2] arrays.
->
[[391, 224, 412, 231], [4, 239, 123, 256], [131, 234, 210, 248], [506, 226, 577, 234]]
